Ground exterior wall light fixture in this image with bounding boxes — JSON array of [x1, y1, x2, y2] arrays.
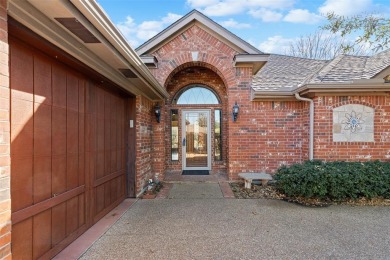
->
[[232, 101, 239, 122], [154, 104, 161, 123]]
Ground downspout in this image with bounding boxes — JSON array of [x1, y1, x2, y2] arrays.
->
[[295, 93, 314, 160]]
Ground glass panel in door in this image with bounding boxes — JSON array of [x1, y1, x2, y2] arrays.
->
[[182, 110, 210, 169]]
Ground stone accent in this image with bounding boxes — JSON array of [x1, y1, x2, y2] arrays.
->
[[315, 96, 390, 161], [0, 0, 11, 258], [333, 104, 374, 142]]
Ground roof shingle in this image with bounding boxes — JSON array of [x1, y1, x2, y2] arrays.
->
[[252, 49, 390, 92]]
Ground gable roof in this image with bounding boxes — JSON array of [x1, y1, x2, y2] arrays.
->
[[136, 9, 263, 56], [252, 48, 390, 97]]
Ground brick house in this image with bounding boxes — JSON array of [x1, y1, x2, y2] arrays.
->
[[0, 1, 389, 259]]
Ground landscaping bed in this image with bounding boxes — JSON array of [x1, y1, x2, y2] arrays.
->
[[230, 182, 390, 207]]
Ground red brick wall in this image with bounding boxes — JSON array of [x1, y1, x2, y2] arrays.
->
[[149, 24, 239, 176], [135, 95, 156, 194], [148, 24, 311, 178], [0, 0, 11, 258], [314, 95, 390, 161], [151, 99, 166, 181], [228, 100, 310, 179]]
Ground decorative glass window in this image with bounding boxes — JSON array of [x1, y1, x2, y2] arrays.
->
[[214, 109, 222, 161], [171, 109, 179, 161], [173, 86, 220, 105]]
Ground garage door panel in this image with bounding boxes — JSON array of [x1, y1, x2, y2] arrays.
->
[[97, 118, 104, 151], [103, 182, 109, 208], [96, 152, 104, 179], [86, 115, 97, 152], [110, 150, 117, 173], [11, 157, 33, 212], [78, 194, 85, 226], [34, 102, 52, 156], [33, 55, 52, 105], [86, 83, 97, 114], [10, 122, 33, 158], [95, 185, 104, 214], [52, 106, 67, 156], [33, 156, 51, 203], [66, 73, 79, 111], [66, 196, 79, 236], [104, 150, 111, 174], [10, 43, 33, 102], [12, 218, 33, 260], [66, 155, 79, 190], [78, 113, 85, 153], [78, 80, 85, 113], [97, 88, 105, 117], [51, 202, 66, 246], [52, 65, 67, 109], [67, 110, 79, 155], [52, 155, 67, 196], [33, 209, 51, 259], [78, 154, 85, 186]]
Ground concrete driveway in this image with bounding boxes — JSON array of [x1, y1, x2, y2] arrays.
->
[[79, 184, 390, 259]]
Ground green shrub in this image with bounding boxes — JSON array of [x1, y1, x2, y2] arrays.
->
[[274, 160, 390, 200]]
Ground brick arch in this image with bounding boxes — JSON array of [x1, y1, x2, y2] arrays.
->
[[161, 55, 235, 89], [165, 66, 228, 106], [332, 100, 377, 109]]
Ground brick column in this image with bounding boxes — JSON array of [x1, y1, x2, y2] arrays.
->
[[0, 0, 11, 258]]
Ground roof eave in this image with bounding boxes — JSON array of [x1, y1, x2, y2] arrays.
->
[[234, 54, 270, 75], [251, 79, 390, 101], [296, 79, 390, 95], [70, 0, 168, 100]]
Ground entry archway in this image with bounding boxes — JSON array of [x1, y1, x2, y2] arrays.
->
[[165, 65, 228, 175]]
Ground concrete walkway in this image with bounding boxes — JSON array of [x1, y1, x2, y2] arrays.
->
[[66, 183, 390, 259]]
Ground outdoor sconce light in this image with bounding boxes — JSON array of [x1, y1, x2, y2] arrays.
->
[[154, 104, 161, 123], [232, 101, 239, 122]]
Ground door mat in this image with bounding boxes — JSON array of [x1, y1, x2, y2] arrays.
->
[[182, 170, 209, 175]]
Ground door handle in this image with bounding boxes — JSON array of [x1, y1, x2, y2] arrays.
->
[[182, 138, 186, 146]]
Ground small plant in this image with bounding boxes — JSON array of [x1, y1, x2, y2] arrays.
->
[[274, 160, 390, 200]]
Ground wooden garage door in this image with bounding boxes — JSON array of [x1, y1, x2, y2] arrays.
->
[[10, 34, 128, 259]]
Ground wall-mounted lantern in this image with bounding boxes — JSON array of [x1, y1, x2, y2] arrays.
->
[[154, 104, 161, 123], [232, 102, 239, 122]]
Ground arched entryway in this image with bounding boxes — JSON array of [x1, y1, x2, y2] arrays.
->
[[164, 65, 228, 176]]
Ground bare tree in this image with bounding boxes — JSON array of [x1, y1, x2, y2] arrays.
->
[[323, 13, 390, 53], [286, 30, 369, 60]]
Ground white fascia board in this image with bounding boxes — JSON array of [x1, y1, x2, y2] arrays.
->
[[234, 54, 269, 63], [140, 56, 158, 68]]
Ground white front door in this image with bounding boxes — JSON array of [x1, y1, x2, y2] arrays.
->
[[182, 110, 211, 170]]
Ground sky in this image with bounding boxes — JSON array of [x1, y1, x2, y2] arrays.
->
[[97, 0, 390, 54]]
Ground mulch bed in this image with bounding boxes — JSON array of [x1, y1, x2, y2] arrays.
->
[[230, 182, 390, 207]]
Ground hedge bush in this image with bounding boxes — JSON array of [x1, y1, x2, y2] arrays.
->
[[274, 160, 390, 200]]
